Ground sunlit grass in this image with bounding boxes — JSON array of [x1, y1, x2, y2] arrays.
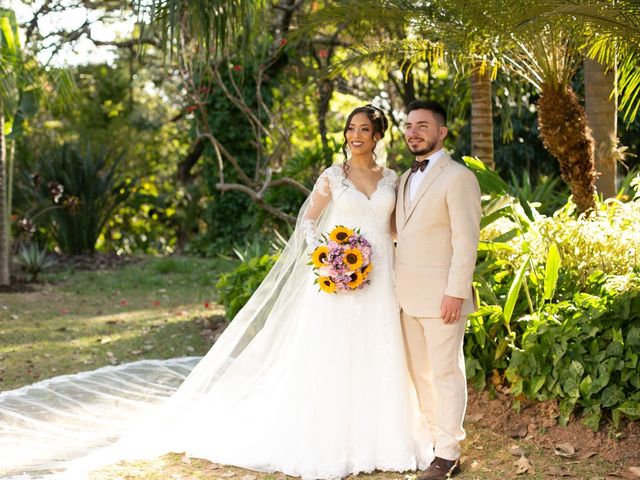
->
[[0, 255, 232, 391]]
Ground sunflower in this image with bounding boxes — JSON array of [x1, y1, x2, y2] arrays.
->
[[318, 276, 337, 294], [329, 225, 354, 244], [342, 248, 364, 271], [361, 263, 373, 277], [347, 271, 365, 289], [311, 245, 329, 268]]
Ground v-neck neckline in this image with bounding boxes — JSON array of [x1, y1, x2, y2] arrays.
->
[[344, 170, 386, 200]]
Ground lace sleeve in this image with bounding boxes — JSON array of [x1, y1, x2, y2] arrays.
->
[[302, 169, 332, 249]]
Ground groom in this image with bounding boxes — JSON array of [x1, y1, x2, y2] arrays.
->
[[395, 100, 481, 479]]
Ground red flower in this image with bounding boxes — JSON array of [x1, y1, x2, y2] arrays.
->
[[233, 64, 242, 72], [278, 38, 288, 47], [318, 49, 328, 58], [185, 105, 198, 112], [153, 300, 161, 307], [204, 302, 210, 309], [120, 299, 128, 306]]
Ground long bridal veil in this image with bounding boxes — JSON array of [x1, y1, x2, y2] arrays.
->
[[0, 189, 336, 479]]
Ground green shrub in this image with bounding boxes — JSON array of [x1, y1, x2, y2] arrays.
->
[[216, 252, 279, 320], [27, 143, 132, 254], [215, 234, 286, 320], [465, 157, 640, 429], [14, 243, 57, 282]]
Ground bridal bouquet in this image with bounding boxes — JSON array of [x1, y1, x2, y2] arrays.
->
[[310, 225, 373, 294]]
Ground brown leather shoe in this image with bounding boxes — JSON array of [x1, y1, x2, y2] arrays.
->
[[417, 457, 461, 480]]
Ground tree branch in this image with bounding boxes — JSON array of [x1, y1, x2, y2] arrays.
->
[[216, 183, 297, 224]]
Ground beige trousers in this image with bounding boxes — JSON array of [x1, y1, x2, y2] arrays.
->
[[401, 311, 467, 460]]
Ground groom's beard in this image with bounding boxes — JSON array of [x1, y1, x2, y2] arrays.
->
[[406, 137, 437, 157]]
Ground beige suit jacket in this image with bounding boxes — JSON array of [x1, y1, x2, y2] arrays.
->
[[395, 154, 482, 318]]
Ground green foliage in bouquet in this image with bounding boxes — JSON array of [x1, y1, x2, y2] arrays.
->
[[464, 156, 640, 430]]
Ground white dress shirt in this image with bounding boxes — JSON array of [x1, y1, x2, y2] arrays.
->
[[408, 148, 446, 202]]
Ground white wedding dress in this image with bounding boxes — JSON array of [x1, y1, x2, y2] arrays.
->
[[0, 165, 433, 479]]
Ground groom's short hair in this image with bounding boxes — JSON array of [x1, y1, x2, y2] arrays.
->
[[406, 100, 447, 126]]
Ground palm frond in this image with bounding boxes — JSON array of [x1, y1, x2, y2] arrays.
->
[[139, 0, 269, 59]]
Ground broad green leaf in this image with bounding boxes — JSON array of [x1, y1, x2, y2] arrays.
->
[[517, 193, 535, 221], [463, 156, 510, 195], [543, 242, 561, 300], [600, 385, 625, 408], [617, 401, 640, 418], [478, 240, 515, 252], [581, 411, 601, 432], [480, 205, 513, 229], [503, 257, 529, 324]]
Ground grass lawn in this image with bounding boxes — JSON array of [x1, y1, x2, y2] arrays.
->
[[1, 255, 637, 479], [0, 255, 230, 390]]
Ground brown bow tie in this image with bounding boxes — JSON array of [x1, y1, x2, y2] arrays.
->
[[411, 158, 430, 173]]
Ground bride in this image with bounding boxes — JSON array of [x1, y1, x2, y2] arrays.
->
[[0, 105, 434, 479]]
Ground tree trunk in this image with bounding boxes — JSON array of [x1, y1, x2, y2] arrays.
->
[[537, 83, 597, 213], [0, 106, 10, 285], [584, 57, 618, 199], [470, 64, 495, 169]]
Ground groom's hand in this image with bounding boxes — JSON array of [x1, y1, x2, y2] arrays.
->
[[441, 295, 463, 324]]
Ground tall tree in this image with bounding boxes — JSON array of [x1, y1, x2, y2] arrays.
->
[[585, 57, 618, 198], [470, 61, 495, 169], [0, 9, 20, 285]]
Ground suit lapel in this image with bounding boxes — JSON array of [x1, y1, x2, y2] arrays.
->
[[403, 155, 451, 226], [396, 170, 411, 230]]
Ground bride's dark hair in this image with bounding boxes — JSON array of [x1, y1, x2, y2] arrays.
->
[[341, 104, 389, 179]]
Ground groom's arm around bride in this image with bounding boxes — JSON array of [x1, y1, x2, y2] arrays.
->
[[395, 100, 481, 480]]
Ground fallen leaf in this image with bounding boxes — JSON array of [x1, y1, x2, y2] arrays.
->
[[469, 460, 481, 470], [554, 442, 576, 458], [513, 455, 531, 474], [466, 413, 484, 422], [130, 349, 143, 355], [546, 466, 575, 477], [510, 424, 528, 438], [509, 445, 525, 456], [578, 451, 597, 460], [608, 472, 640, 480]]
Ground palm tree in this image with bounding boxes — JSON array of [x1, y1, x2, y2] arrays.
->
[[516, 0, 640, 199], [501, 22, 597, 211], [0, 8, 20, 285], [470, 61, 495, 169], [585, 57, 618, 198]]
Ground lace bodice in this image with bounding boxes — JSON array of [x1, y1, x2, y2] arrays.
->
[[302, 165, 398, 247]]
